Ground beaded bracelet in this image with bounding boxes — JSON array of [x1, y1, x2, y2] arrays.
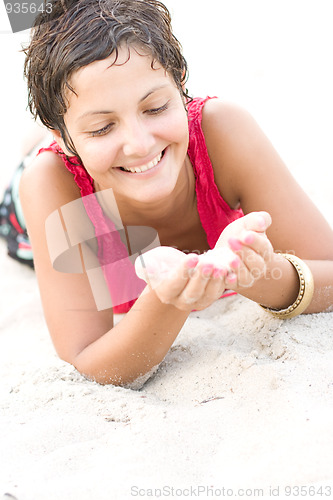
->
[[260, 253, 314, 319]]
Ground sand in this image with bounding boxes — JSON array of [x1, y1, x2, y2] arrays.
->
[[1, 1, 333, 499], [1, 242, 333, 499]]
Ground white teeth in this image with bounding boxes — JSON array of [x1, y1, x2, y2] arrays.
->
[[122, 152, 162, 173]]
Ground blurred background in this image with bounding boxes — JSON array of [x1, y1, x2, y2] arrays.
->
[[0, 0, 332, 223]]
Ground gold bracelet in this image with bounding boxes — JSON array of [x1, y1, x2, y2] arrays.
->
[[260, 253, 314, 319]]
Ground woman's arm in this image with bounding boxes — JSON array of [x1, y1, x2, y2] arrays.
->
[[202, 99, 333, 313], [19, 153, 224, 385]]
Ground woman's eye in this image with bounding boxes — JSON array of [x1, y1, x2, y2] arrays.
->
[[145, 103, 169, 115], [90, 123, 113, 137]]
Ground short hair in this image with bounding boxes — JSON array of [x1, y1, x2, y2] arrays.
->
[[24, 0, 189, 156]]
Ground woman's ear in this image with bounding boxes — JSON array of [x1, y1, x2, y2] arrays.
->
[[52, 129, 73, 156]]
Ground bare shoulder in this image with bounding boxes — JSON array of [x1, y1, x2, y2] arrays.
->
[[201, 98, 260, 144], [202, 98, 255, 135], [201, 99, 262, 209], [20, 149, 80, 208], [20, 150, 83, 267], [201, 98, 333, 259], [201, 98, 273, 170]]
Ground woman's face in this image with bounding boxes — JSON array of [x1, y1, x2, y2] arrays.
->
[[58, 46, 189, 206]]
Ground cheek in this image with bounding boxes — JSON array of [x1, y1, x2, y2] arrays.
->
[[77, 138, 117, 175], [158, 108, 189, 146]]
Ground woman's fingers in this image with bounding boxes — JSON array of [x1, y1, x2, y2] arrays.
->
[[215, 211, 272, 248], [229, 229, 273, 261], [241, 211, 272, 233], [154, 257, 228, 311], [149, 254, 199, 299], [136, 248, 229, 311], [176, 262, 226, 309], [225, 249, 264, 288], [227, 230, 274, 288]]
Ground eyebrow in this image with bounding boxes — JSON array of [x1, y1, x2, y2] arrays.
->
[[139, 84, 170, 103], [76, 84, 170, 122]]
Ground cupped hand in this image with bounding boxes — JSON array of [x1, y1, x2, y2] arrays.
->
[[215, 211, 272, 247], [216, 211, 274, 289], [135, 246, 237, 311], [134, 211, 274, 309]]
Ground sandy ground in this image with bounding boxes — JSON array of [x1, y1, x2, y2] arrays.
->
[[1, 1, 333, 499]]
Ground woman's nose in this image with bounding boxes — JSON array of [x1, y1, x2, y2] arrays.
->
[[122, 119, 155, 157]]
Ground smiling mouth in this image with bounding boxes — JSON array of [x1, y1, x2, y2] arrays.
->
[[118, 149, 166, 173]]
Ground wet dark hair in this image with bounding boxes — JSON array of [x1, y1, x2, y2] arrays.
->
[[24, 0, 190, 156]]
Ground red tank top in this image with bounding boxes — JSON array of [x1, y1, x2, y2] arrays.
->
[[39, 97, 243, 312]]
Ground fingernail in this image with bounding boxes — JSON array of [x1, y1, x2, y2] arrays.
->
[[201, 264, 214, 277], [231, 258, 240, 268], [243, 233, 254, 245], [187, 256, 199, 268], [213, 268, 225, 278], [227, 272, 237, 283], [228, 237, 242, 251]]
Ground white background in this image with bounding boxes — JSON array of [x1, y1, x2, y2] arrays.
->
[[0, 0, 332, 222]]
